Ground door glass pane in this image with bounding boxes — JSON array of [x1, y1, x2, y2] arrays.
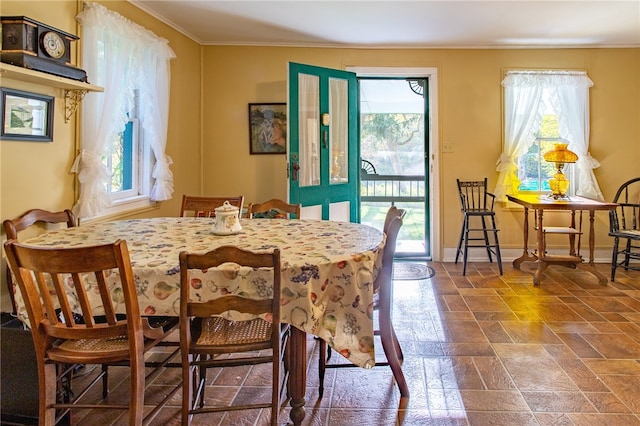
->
[[329, 77, 348, 184], [298, 73, 320, 187], [359, 78, 427, 256]]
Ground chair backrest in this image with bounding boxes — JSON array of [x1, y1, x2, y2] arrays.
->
[[248, 198, 301, 219], [180, 195, 244, 218], [376, 210, 405, 296], [3, 208, 76, 240], [383, 206, 405, 235], [3, 239, 144, 355], [376, 207, 405, 291], [179, 245, 281, 322], [610, 177, 640, 233], [457, 178, 495, 212], [3, 208, 77, 315]]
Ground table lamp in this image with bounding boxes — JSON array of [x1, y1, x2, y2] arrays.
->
[[543, 143, 578, 199]]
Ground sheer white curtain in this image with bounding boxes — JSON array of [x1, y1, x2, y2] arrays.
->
[[554, 78, 603, 199], [298, 73, 320, 187], [495, 71, 603, 202], [494, 74, 544, 202], [138, 36, 175, 201], [72, 2, 175, 218], [329, 77, 348, 182]]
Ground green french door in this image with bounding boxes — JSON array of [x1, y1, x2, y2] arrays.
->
[[287, 62, 359, 221]]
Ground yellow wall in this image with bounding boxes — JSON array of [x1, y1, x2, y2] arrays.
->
[[201, 46, 640, 256], [0, 0, 202, 311], [1, 1, 639, 311]]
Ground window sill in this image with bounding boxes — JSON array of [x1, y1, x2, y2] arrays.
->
[[80, 196, 158, 225]]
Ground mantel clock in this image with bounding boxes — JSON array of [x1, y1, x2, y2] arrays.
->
[[0, 16, 87, 82]]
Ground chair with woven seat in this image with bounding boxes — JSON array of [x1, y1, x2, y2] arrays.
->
[[3, 239, 180, 425], [180, 195, 244, 218], [318, 206, 409, 399], [3, 208, 77, 316], [609, 177, 640, 281], [179, 246, 288, 425], [455, 178, 503, 275], [247, 198, 301, 219]]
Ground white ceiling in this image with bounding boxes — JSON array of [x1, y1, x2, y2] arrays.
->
[[128, 0, 640, 49]]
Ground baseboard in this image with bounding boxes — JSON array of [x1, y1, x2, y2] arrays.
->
[[441, 247, 616, 264]]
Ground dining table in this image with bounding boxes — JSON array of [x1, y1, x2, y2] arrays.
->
[[13, 217, 386, 425]]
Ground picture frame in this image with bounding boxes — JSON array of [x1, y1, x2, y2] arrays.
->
[[1, 88, 54, 142], [248, 103, 286, 154]]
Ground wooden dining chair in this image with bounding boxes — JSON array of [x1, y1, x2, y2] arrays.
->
[[3, 208, 77, 315], [179, 194, 244, 218], [247, 198, 301, 219], [609, 176, 640, 281], [318, 206, 409, 399], [179, 246, 288, 426], [3, 239, 181, 425]]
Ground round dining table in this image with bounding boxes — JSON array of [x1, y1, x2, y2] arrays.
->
[[16, 217, 385, 425]]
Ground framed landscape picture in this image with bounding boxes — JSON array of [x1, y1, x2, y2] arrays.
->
[[248, 103, 286, 154], [1, 88, 54, 142]]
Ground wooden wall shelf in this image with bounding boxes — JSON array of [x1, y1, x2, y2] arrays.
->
[[0, 62, 104, 122]]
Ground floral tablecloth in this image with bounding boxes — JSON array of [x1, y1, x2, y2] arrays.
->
[[16, 217, 385, 368]]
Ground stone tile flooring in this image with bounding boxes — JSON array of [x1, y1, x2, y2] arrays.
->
[[71, 261, 640, 425]]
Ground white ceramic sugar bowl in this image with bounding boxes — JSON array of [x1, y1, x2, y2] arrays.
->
[[212, 201, 242, 235]]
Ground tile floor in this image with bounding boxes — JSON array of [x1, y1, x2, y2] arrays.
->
[[69, 261, 640, 425]]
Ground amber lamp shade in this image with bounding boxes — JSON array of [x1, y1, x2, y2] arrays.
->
[[543, 143, 578, 199]]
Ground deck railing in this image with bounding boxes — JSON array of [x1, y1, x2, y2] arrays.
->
[[360, 173, 426, 203]]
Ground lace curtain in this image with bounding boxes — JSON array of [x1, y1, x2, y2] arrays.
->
[[494, 71, 603, 202], [71, 2, 175, 218]]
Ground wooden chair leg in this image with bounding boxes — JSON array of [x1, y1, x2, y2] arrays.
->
[[318, 340, 327, 397], [611, 237, 620, 281], [462, 216, 470, 275], [624, 239, 632, 269], [101, 364, 109, 398], [481, 216, 494, 262], [491, 216, 503, 275], [455, 219, 465, 264], [378, 311, 408, 398], [390, 326, 404, 362], [42, 362, 57, 425], [129, 353, 145, 425]]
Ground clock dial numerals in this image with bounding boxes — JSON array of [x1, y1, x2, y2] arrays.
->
[[42, 32, 65, 59]]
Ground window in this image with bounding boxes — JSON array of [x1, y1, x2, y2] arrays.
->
[[72, 3, 175, 220], [518, 111, 574, 192], [102, 92, 153, 206], [494, 70, 604, 202], [106, 120, 138, 199], [106, 118, 153, 202]]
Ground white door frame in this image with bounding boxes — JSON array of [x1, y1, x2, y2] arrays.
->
[[346, 66, 441, 261]]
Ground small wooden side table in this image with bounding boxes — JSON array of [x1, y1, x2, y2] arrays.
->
[[507, 194, 617, 285]]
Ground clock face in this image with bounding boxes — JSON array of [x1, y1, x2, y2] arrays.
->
[[41, 31, 66, 59]]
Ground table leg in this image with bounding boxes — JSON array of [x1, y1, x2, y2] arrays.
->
[[533, 209, 547, 285], [575, 211, 609, 285], [513, 206, 538, 268], [288, 327, 306, 425]]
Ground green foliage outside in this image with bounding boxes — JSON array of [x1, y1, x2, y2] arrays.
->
[[360, 110, 426, 251], [360, 202, 425, 241], [519, 114, 565, 191], [360, 113, 425, 175]]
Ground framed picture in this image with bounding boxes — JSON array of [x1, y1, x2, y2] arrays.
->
[[248, 103, 286, 154], [1, 88, 54, 142]]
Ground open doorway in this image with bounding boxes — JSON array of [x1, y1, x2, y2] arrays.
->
[[359, 77, 430, 259]]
